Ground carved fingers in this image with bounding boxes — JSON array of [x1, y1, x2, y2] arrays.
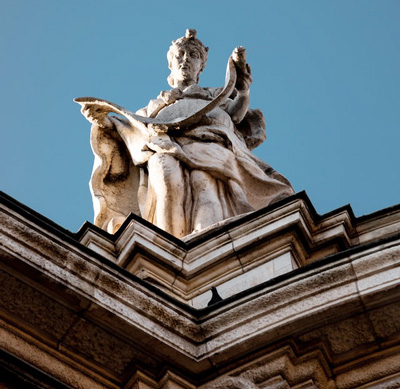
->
[[232, 46, 252, 93], [81, 104, 113, 128], [159, 88, 184, 105], [232, 46, 247, 67]]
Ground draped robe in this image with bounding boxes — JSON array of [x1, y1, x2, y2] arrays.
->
[[89, 85, 294, 236]]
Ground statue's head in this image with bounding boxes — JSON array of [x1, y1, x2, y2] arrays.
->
[[167, 29, 209, 88]]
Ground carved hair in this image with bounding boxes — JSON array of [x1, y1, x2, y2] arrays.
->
[[167, 29, 209, 87]]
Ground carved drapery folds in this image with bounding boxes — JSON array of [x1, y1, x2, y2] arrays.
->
[[76, 30, 294, 238]]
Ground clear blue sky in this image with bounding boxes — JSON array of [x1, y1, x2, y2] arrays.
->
[[1, 0, 399, 232]]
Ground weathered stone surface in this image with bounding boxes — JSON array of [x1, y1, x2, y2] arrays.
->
[[369, 302, 400, 339], [0, 268, 76, 341], [61, 318, 139, 374], [298, 313, 376, 356], [0, 324, 112, 389], [202, 346, 335, 389]]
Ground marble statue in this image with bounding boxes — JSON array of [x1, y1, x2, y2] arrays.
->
[[75, 29, 294, 238]]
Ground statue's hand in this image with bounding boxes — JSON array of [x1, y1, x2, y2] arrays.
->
[[232, 46, 253, 93], [235, 63, 252, 93], [159, 88, 184, 105], [82, 105, 113, 128]]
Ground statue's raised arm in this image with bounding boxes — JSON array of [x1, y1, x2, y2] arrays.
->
[[75, 29, 294, 238]]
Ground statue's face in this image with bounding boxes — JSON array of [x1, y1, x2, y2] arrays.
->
[[170, 47, 203, 85]]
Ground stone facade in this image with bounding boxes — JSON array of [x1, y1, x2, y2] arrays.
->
[[1, 190, 400, 388]]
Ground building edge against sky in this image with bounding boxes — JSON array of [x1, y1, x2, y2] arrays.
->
[[1, 190, 400, 388]]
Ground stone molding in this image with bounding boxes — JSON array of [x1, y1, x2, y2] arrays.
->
[[77, 192, 400, 308], [1, 191, 400, 387]]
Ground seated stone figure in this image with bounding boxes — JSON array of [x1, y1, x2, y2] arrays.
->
[[78, 29, 294, 238]]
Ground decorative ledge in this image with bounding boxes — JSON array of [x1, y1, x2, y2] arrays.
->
[[76, 191, 400, 308]]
